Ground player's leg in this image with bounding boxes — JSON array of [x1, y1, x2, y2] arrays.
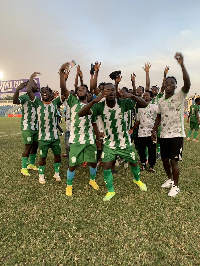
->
[[101, 146, 116, 201], [147, 136, 157, 172], [51, 139, 62, 181], [187, 121, 194, 140], [21, 130, 34, 176], [193, 123, 199, 141], [84, 144, 99, 190], [66, 144, 84, 196], [138, 137, 147, 170], [27, 131, 39, 170], [38, 141, 49, 184], [168, 138, 183, 197], [117, 146, 147, 191]]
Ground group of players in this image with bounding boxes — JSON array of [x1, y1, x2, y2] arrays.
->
[[13, 52, 197, 200]]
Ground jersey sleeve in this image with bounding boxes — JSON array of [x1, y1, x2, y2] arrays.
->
[[91, 103, 101, 123], [18, 94, 28, 104], [66, 94, 79, 108], [53, 96, 63, 107]]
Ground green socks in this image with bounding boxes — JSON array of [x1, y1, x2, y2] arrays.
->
[[22, 157, 29, 169], [29, 154, 37, 165], [103, 169, 114, 192], [131, 165, 140, 181], [194, 131, 198, 139], [39, 166, 45, 175], [54, 163, 61, 173], [188, 129, 193, 138]]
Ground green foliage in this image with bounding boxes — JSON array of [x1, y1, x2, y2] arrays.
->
[[0, 118, 199, 265]]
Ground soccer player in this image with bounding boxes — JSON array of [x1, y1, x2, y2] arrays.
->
[[78, 83, 148, 202], [27, 72, 63, 184], [13, 80, 39, 176], [60, 63, 100, 196], [187, 97, 200, 141], [129, 90, 158, 172], [152, 52, 191, 197]]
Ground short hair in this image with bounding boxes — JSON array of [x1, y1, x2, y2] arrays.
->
[[75, 84, 88, 94], [195, 97, 200, 103], [138, 86, 144, 92], [98, 82, 105, 88], [41, 85, 52, 94], [121, 87, 128, 92], [165, 76, 177, 84], [103, 83, 115, 90], [151, 85, 160, 92]]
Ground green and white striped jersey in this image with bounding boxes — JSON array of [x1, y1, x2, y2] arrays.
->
[[32, 96, 62, 141], [19, 93, 38, 131], [151, 92, 164, 105], [92, 98, 136, 149], [65, 94, 95, 145]]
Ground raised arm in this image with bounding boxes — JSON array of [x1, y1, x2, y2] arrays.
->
[[93, 61, 101, 95], [143, 62, 151, 92], [78, 93, 104, 117], [161, 66, 169, 93], [60, 63, 70, 99], [74, 66, 79, 90], [27, 72, 41, 101], [13, 81, 28, 104], [131, 73, 136, 95], [174, 52, 190, 94]]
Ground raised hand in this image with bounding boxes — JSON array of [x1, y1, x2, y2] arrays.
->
[[174, 52, 183, 65], [115, 74, 122, 84], [131, 73, 136, 82], [143, 62, 151, 72], [94, 61, 101, 72], [31, 72, 41, 78], [64, 69, 70, 80], [164, 66, 170, 75]]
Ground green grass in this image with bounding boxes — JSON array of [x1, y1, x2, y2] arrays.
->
[[0, 117, 200, 265]]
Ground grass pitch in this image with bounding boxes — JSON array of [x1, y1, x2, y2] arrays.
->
[[0, 117, 200, 265]]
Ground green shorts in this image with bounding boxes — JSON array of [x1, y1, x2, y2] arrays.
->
[[190, 121, 199, 130], [101, 145, 138, 164], [39, 139, 61, 158], [22, 130, 38, 144], [69, 143, 97, 166]]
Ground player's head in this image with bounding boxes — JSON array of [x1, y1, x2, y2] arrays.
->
[[143, 91, 153, 103], [136, 86, 144, 97], [164, 76, 177, 95], [41, 86, 53, 102], [121, 87, 128, 99], [76, 84, 88, 100], [87, 91, 93, 102], [151, 85, 159, 97], [103, 83, 116, 101], [98, 82, 105, 92], [195, 97, 200, 105]]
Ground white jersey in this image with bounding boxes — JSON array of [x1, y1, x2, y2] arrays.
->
[[137, 104, 158, 137], [158, 89, 187, 138]]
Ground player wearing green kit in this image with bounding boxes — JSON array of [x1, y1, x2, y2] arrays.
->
[[13, 80, 39, 176], [60, 63, 100, 196], [27, 72, 62, 184], [187, 97, 200, 142], [79, 83, 148, 201]]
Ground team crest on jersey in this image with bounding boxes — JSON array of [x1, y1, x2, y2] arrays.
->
[[71, 156, 76, 163], [27, 137, 31, 142]]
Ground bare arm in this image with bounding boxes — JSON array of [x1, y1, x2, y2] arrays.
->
[[92, 122, 100, 141], [93, 62, 101, 96], [143, 62, 151, 92], [13, 82, 27, 104], [131, 73, 136, 95], [129, 121, 140, 134], [74, 67, 79, 90], [174, 52, 190, 94], [151, 114, 161, 141], [27, 72, 41, 101], [196, 109, 200, 124], [78, 93, 105, 117], [161, 66, 169, 93], [60, 63, 70, 99]]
